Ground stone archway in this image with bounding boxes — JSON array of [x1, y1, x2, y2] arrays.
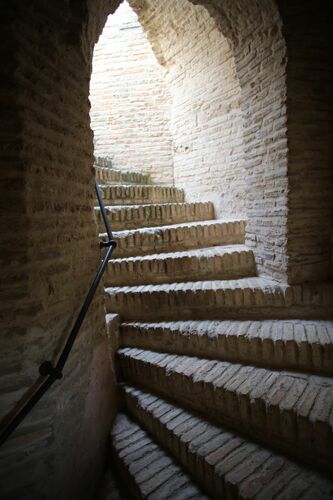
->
[[90, 0, 289, 282], [1, 0, 332, 499]]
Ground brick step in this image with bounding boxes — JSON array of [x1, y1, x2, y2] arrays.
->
[[110, 412, 208, 500], [102, 219, 245, 259], [117, 348, 333, 472], [95, 165, 151, 185], [105, 278, 333, 321], [95, 202, 215, 231], [120, 320, 333, 376], [98, 184, 185, 205], [120, 384, 333, 499], [105, 245, 256, 287]]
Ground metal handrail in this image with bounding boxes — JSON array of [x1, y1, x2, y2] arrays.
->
[[0, 182, 116, 447]]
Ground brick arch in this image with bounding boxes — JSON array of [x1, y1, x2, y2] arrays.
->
[[86, 0, 333, 286], [126, 0, 289, 282]]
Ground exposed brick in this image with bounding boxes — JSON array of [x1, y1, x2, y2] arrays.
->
[[120, 384, 333, 499], [110, 413, 207, 498], [117, 349, 333, 472]]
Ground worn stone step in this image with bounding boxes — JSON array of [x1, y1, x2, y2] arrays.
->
[[98, 184, 185, 205], [96, 202, 215, 231], [105, 278, 333, 321], [103, 219, 245, 258], [120, 320, 333, 375], [117, 348, 333, 473], [95, 165, 151, 185], [105, 245, 256, 287], [110, 412, 208, 500], [120, 384, 333, 500]]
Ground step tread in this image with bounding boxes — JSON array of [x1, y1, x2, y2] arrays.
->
[[119, 320, 333, 375], [110, 244, 252, 263], [95, 164, 151, 185], [105, 245, 256, 286], [107, 217, 246, 237], [96, 201, 215, 231], [98, 183, 179, 188], [105, 278, 333, 321], [100, 218, 246, 258], [111, 412, 208, 499], [98, 184, 185, 205], [107, 276, 281, 293], [98, 184, 183, 191], [120, 383, 333, 499], [96, 201, 213, 211], [117, 348, 333, 472]]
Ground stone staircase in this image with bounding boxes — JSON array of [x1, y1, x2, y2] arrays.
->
[[95, 162, 333, 499]]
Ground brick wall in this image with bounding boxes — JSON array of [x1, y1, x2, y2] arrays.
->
[[279, 0, 333, 283], [0, 1, 121, 499], [136, 0, 245, 218], [90, 1, 174, 184], [131, 0, 289, 281]]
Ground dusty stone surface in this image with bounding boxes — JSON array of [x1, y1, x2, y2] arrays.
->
[[99, 184, 185, 205], [120, 320, 333, 375], [100, 164, 333, 498], [96, 200, 215, 231], [119, 384, 333, 499], [106, 278, 333, 321], [107, 219, 246, 258], [117, 348, 333, 473], [95, 161, 151, 185], [106, 245, 256, 286], [109, 413, 208, 499]]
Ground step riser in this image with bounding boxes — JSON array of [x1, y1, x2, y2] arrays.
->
[[95, 166, 151, 185], [106, 281, 333, 322], [105, 250, 256, 287], [96, 202, 215, 231], [120, 385, 333, 500], [109, 221, 246, 258], [120, 321, 333, 376], [110, 414, 207, 499], [117, 349, 333, 473], [99, 185, 185, 205], [119, 386, 232, 500]]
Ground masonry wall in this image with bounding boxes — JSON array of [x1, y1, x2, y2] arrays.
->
[[131, 0, 289, 281], [132, 0, 245, 217], [90, 1, 174, 184], [0, 1, 121, 499], [278, 0, 333, 284]]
